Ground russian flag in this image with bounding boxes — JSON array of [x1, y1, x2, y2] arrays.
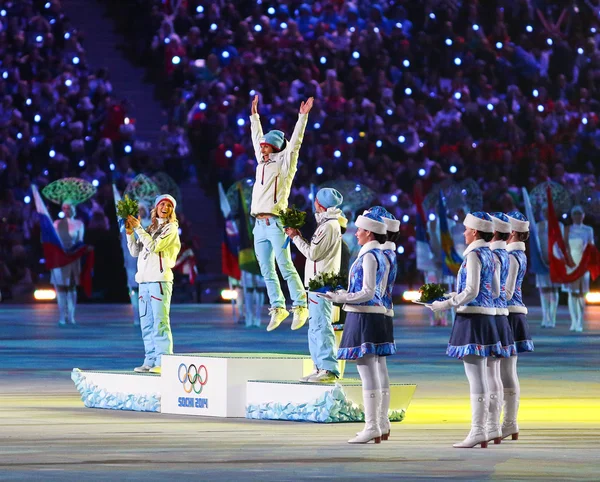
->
[[438, 191, 463, 277], [32, 185, 94, 297]]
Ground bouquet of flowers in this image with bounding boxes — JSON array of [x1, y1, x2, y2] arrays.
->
[[308, 272, 348, 294], [116, 195, 139, 220], [278, 206, 307, 248], [417, 283, 447, 303]]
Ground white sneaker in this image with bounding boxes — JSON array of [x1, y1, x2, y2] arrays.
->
[[134, 365, 152, 373], [290, 306, 309, 330], [267, 307, 289, 332], [307, 369, 337, 383], [299, 367, 319, 382]]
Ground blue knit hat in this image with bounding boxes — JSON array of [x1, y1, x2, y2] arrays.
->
[[367, 206, 400, 233], [464, 211, 494, 232], [355, 211, 387, 235], [316, 188, 343, 209], [261, 130, 285, 152], [490, 212, 512, 234], [507, 210, 529, 232], [155, 194, 177, 211]]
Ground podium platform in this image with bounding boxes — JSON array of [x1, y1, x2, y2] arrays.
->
[[72, 353, 417, 423], [246, 379, 417, 423]]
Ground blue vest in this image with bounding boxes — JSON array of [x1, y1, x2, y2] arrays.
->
[[348, 248, 387, 308], [492, 248, 509, 310], [457, 246, 494, 309], [507, 250, 527, 308], [382, 249, 397, 311]]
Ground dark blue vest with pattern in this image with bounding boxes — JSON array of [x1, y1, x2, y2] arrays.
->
[[492, 248, 509, 310], [457, 246, 494, 309], [382, 249, 397, 311], [507, 249, 527, 308], [348, 248, 387, 308]]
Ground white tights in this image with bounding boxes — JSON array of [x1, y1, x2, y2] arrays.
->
[[357, 354, 383, 390], [463, 355, 489, 394], [500, 355, 519, 390], [486, 357, 503, 393]]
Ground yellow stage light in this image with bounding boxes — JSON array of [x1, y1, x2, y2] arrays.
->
[[221, 289, 238, 301], [585, 291, 600, 304], [34, 289, 56, 301], [402, 290, 420, 301]]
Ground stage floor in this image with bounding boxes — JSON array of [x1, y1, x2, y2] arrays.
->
[[1, 303, 599, 481]]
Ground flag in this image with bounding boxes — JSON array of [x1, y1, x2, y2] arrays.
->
[[522, 187, 549, 275], [438, 191, 462, 276], [32, 184, 94, 297], [237, 184, 261, 275], [219, 183, 241, 280], [174, 244, 198, 285], [414, 186, 435, 272], [548, 185, 600, 283]]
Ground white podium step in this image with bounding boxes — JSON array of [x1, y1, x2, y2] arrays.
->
[[160, 353, 312, 417], [246, 379, 417, 423], [71, 369, 161, 412]]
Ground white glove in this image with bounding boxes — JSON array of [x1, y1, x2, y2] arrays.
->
[[429, 298, 453, 312]]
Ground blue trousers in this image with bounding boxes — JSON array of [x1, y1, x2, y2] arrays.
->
[[253, 217, 306, 309], [138, 282, 173, 367], [308, 294, 339, 376]]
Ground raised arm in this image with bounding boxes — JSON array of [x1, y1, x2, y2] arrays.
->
[[249, 95, 264, 162], [282, 97, 313, 174]]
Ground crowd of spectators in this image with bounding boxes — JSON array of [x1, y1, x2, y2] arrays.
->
[[0, 0, 195, 301], [105, 0, 600, 284]]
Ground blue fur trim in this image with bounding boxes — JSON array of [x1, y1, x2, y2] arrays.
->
[[337, 342, 397, 360], [515, 340, 534, 353], [446, 342, 502, 359], [493, 343, 517, 358]]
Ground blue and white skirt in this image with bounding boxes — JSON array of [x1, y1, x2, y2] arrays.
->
[[494, 314, 516, 357], [507, 313, 534, 353], [337, 312, 396, 360], [447, 313, 502, 359]]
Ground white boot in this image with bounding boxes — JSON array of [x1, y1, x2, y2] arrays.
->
[[348, 389, 382, 444], [502, 388, 520, 440], [575, 296, 585, 332], [56, 289, 68, 326], [380, 388, 392, 440], [486, 391, 504, 444], [453, 394, 489, 448], [568, 294, 578, 331], [66, 288, 77, 325]]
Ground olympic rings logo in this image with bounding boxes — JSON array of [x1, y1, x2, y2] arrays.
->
[[177, 363, 208, 394]]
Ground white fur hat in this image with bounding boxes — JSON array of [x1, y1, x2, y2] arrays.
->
[[507, 211, 529, 232], [355, 213, 387, 235], [490, 212, 512, 234], [463, 212, 494, 232]]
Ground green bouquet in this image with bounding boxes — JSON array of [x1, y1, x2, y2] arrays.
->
[[308, 272, 348, 293], [418, 283, 447, 303], [116, 195, 139, 220], [278, 206, 307, 249]]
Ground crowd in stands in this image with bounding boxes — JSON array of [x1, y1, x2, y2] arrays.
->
[[3, 0, 600, 298]]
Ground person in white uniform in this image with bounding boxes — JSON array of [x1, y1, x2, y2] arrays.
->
[[536, 209, 564, 328], [52, 201, 85, 326], [562, 205, 595, 332], [127, 194, 181, 374]]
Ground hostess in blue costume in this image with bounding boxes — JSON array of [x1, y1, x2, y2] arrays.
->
[[365, 206, 400, 442], [501, 210, 533, 442], [321, 211, 395, 445], [430, 212, 502, 449], [487, 212, 517, 444]]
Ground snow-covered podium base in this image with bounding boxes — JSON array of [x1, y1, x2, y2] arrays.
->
[[160, 353, 312, 417], [71, 369, 161, 412], [246, 379, 417, 423]]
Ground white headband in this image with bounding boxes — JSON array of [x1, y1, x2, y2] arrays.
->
[[491, 216, 512, 234], [507, 216, 529, 232], [355, 215, 387, 235], [464, 213, 493, 233]]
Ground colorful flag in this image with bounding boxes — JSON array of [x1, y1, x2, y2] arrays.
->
[[414, 186, 435, 272], [32, 184, 94, 297], [438, 191, 462, 276], [548, 185, 600, 282], [522, 187, 549, 275]]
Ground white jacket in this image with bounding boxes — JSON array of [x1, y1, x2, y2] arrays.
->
[[292, 208, 342, 287], [127, 219, 181, 283], [249, 113, 308, 216]]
